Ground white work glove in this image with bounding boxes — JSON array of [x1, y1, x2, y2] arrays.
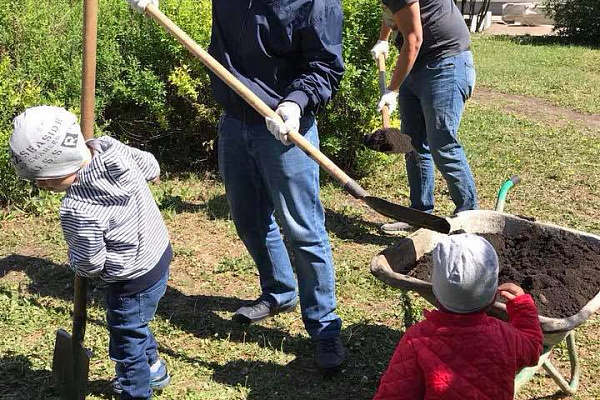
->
[[265, 102, 301, 146], [126, 0, 158, 13], [377, 89, 398, 114], [370, 40, 390, 61]]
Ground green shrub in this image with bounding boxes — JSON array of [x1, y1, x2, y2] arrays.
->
[[0, 0, 384, 209], [0, 0, 217, 208], [546, 0, 600, 45]]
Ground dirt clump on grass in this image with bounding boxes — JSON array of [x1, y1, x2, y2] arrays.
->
[[408, 229, 600, 318]]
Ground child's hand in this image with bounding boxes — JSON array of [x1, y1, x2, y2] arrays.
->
[[498, 283, 525, 301]]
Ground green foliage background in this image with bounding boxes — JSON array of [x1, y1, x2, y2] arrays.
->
[[0, 0, 384, 210], [546, 0, 600, 45]]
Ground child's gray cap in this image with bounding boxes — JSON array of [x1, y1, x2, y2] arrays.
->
[[9, 106, 90, 180], [432, 233, 499, 313]]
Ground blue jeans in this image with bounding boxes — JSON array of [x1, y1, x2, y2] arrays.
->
[[218, 113, 342, 339], [106, 270, 168, 399], [399, 50, 479, 214]]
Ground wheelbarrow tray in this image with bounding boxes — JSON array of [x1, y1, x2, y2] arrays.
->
[[370, 210, 600, 347]]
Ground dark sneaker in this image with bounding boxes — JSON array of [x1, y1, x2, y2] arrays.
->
[[314, 336, 348, 373], [112, 359, 171, 395], [380, 222, 413, 236], [233, 298, 297, 324]]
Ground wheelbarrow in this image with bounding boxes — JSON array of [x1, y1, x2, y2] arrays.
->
[[370, 177, 600, 396]]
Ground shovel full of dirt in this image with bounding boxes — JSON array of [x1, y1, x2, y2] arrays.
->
[[363, 54, 413, 154]]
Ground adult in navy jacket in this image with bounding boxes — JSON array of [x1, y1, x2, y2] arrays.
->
[[208, 0, 347, 371]]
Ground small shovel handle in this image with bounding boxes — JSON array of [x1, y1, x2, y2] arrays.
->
[[145, 4, 367, 199], [72, 275, 88, 344], [376, 54, 391, 128]]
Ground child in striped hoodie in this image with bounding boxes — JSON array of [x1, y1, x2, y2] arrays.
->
[[9, 105, 172, 399]]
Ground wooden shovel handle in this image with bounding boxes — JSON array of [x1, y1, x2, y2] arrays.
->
[[72, 275, 88, 343], [80, 0, 98, 141], [145, 4, 367, 199], [376, 53, 391, 128]]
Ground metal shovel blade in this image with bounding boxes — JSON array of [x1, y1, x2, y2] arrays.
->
[[52, 329, 91, 400], [363, 196, 451, 234]]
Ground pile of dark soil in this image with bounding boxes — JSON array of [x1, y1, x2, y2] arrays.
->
[[408, 229, 600, 318]]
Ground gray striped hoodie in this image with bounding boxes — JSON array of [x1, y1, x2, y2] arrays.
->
[[60, 136, 169, 283]]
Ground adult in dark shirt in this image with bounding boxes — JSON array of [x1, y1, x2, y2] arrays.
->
[[208, 0, 347, 371], [372, 0, 479, 234]]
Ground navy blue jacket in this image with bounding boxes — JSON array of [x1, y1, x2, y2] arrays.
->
[[208, 0, 344, 123]]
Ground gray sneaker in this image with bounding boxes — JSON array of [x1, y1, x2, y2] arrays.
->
[[233, 298, 297, 324], [380, 222, 414, 235], [111, 359, 170, 395]]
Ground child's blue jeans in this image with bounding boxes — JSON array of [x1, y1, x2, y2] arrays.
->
[[106, 269, 168, 399]]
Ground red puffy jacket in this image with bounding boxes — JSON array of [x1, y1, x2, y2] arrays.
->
[[373, 295, 543, 400]]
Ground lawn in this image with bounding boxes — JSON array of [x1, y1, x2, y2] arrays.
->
[[1, 37, 599, 400], [472, 35, 600, 114]]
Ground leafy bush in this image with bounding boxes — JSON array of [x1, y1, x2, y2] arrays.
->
[[0, 0, 384, 209], [546, 0, 600, 45]]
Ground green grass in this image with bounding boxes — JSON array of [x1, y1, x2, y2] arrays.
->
[[472, 35, 600, 114], [1, 37, 600, 400]]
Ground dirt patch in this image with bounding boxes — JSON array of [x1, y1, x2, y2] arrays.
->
[[408, 230, 600, 318], [472, 88, 600, 132]]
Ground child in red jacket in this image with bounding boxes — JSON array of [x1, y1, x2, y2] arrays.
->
[[373, 233, 543, 400]]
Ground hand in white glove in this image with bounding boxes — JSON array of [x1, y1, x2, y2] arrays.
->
[[370, 40, 390, 62], [126, 0, 158, 13], [377, 89, 398, 114], [265, 102, 301, 146]]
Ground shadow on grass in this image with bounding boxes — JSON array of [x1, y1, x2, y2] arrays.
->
[[157, 191, 394, 246], [0, 354, 56, 399], [0, 254, 407, 399], [158, 193, 230, 220], [325, 208, 398, 247], [159, 322, 401, 400], [508, 35, 600, 49], [527, 393, 571, 400]]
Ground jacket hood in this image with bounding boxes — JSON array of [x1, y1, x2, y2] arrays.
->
[[66, 137, 134, 205]]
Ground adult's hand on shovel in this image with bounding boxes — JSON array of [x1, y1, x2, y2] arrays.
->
[[265, 102, 301, 146], [126, 0, 158, 13], [377, 89, 398, 114], [370, 40, 389, 62]]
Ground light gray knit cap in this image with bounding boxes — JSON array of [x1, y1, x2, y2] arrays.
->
[[9, 106, 90, 180], [432, 233, 499, 314]]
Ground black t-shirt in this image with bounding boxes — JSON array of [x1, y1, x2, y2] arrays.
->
[[383, 0, 470, 67]]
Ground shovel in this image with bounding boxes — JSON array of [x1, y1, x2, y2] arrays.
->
[[363, 54, 413, 154], [52, 276, 92, 400], [52, 0, 97, 398], [142, 4, 451, 234]]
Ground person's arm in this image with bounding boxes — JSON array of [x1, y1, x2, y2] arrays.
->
[[498, 283, 544, 369], [373, 333, 425, 400], [124, 145, 160, 182], [282, 1, 344, 116], [387, 2, 423, 91], [60, 209, 107, 278], [379, 21, 393, 41]]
